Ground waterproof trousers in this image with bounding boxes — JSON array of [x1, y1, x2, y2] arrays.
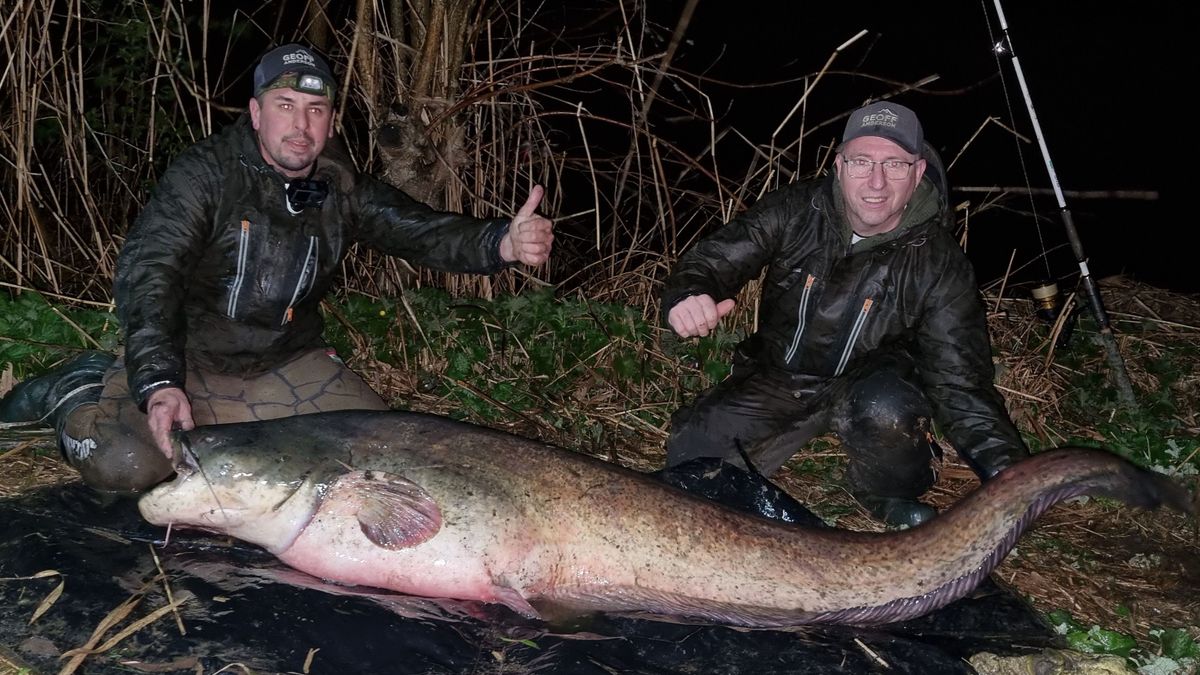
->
[[60, 348, 388, 493], [665, 352, 941, 501]]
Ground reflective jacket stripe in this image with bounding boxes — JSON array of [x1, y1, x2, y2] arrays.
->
[[783, 274, 817, 364], [281, 235, 319, 325], [227, 220, 251, 318], [835, 298, 874, 376]]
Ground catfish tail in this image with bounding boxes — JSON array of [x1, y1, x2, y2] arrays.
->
[[1032, 447, 1195, 517], [807, 447, 1194, 626]]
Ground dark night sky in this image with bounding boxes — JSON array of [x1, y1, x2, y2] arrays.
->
[[664, 2, 1192, 292]]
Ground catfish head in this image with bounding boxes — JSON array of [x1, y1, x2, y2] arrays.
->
[[137, 425, 337, 554]]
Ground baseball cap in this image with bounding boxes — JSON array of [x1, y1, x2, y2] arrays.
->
[[252, 43, 336, 101], [841, 101, 923, 155]]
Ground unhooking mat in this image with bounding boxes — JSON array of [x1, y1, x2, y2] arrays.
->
[[0, 479, 1062, 674]]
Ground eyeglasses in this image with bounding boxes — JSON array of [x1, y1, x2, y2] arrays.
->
[[841, 156, 916, 180]]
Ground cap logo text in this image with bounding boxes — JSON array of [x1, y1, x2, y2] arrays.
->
[[281, 50, 316, 67], [860, 108, 900, 129]]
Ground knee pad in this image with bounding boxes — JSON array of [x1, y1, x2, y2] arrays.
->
[[72, 447, 174, 493], [839, 370, 933, 451], [59, 418, 173, 493], [835, 371, 942, 499]]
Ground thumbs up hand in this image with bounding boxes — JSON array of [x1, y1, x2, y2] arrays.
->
[[500, 185, 554, 266]]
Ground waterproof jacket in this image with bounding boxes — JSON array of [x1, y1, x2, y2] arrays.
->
[[115, 115, 510, 410], [661, 172, 1027, 466]]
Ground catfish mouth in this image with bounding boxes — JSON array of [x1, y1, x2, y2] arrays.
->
[[141, 483, 248, 532], [171, 429, 201, 478], [140, 448, 239, 530], [142, 462, 311, 533]]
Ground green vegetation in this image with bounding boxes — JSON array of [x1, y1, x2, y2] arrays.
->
[[0, 293, 119, 377], [4, 285, 1198, 473], [3, 288, 1198, 478], [1054, 317, 1200, 480], [1048, 610, 1198, 673], [322, 286, 738, 431]]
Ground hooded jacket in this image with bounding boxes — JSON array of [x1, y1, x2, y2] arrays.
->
[[115, 115, 510, 410], [661, 169, 1028, 468]]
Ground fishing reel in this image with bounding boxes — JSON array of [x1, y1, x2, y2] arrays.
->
[[1030, 281, 1061, 324], [1030, 279, 1079, 349]]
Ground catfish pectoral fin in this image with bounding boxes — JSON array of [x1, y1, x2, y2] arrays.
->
[[332, 471, 443, 550]]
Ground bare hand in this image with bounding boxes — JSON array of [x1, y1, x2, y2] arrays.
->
[[500, 185, 554, 266], [146, 387, 195, 460], [668, 294, 737, 338]]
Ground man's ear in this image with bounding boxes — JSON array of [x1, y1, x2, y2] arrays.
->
[[913, 157, 928, 184], [249, 97, 262, 130]]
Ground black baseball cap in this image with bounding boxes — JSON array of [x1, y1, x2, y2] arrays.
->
[[252, 43, 336, 101], [842, 101, 924, 155]]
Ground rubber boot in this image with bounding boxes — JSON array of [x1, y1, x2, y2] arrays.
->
[[853, 492, 937, 529], [960, 442, 1029, 481], [0, 351, 115, 430]]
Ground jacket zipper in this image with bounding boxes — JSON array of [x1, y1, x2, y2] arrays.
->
[[783, 273, 817, 364], [835, 298, 874, 376], [281, 235, 319, 325], [226, 219, 251, 319]]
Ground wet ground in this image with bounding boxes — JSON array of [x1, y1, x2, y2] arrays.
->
[[1, 482, 1063, 674]]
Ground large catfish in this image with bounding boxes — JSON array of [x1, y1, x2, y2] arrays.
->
[[138, 410, 1193, 626]]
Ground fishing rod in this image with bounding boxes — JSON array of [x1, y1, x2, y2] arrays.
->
[[988, 0, 1137, 406]]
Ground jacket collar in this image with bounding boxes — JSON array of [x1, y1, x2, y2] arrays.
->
[[231, 112, 358, 192], [232, 113, 279, 178], [824, 174, 943, 253]]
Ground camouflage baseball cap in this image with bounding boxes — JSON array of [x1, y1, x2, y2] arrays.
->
[[252, 43, 336, 101]]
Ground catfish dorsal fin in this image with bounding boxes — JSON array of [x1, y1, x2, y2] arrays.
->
[[338, 470, 442, 550]]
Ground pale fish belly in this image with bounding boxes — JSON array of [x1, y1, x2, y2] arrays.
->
[[275, 504, 503, 602], [269, 468, 547, 617]]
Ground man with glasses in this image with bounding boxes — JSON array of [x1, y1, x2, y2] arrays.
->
[[660, 100, 1028, 528]]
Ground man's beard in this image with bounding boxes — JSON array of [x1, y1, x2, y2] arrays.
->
[[266, 134, 317, 175]]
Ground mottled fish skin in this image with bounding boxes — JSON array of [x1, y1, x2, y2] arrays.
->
[[138, 410, 1194, 626]]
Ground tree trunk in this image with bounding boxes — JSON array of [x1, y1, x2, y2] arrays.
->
[[376, 0, 482, 208]]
